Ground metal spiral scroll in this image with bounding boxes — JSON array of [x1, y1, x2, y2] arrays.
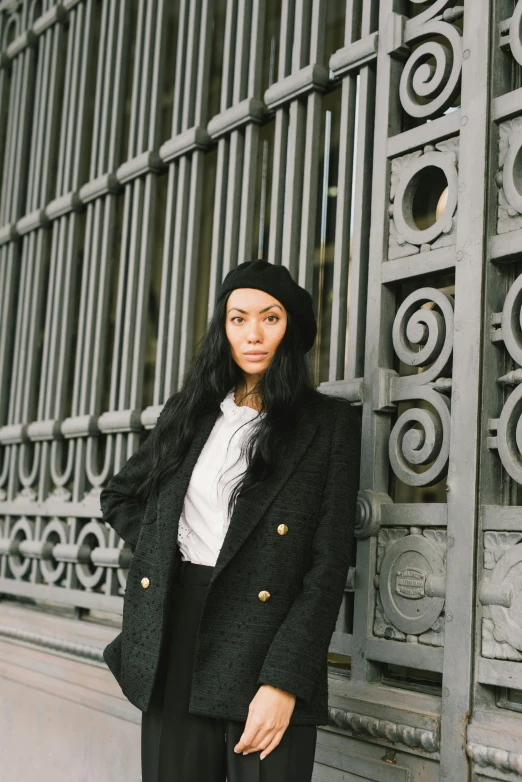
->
[[389, 288, 453, 486], [392, 287, 454, 386], [399, 21, 462, 120], [389, 385, 451, 487], [495, 274, 522, 484]]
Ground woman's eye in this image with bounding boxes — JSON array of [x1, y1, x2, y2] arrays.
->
[[231, 315, 278, 324]]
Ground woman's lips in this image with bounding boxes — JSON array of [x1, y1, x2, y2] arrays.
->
[[243, 353, 268, 362]]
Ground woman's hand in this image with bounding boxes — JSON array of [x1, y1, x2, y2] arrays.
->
[[233, 684, 296, 760]]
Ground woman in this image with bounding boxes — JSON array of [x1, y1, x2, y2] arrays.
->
[[100, 259, 361, 781]]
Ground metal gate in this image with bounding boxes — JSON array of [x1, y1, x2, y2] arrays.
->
[[1, 0, 521, 779]]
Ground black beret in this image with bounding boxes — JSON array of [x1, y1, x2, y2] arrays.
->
[[216, 259, 317, 353]]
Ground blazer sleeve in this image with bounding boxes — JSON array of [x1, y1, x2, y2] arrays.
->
[[256, 399, 362, 704], [99, 395, 175, 551]]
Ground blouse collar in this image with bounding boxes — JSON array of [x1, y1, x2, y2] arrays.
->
[[220, 387, 265, 423]]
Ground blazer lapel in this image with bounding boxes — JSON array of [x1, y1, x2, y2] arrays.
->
[[209, 407, 320, 587], [157, 402, 321, 587]]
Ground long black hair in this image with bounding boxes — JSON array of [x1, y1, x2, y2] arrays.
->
[[135, 291, 324, 520]]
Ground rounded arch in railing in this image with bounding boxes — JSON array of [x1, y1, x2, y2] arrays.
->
[[39, 518, 68, 584]]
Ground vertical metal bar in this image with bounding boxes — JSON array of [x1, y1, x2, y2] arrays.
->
[[328, 0, 359, 381], [0, 56, 20, 222], [237, 0, 265, 261], [328, 73, 356, 380], [280, 0, 313, 278], [344, 0, 375, 381], [127, 0, 146, 160], [207, 0, 237, 310], [257, 136, 269, 257], [266, 106, 289, 265], [171, 157, 191, 384], [280, 99, 306, 276], [89, 0, 110, 180], [156, 164, 179, 398], [171, 0, 190, 137], [0, 244, 20, 422], [136, 0, 157, 153], [29, 31, 50, 210], [90, 196, 119, 414], [56, 5, 76, 196], [181, 0, 202, 132], [107, 0, 131, 173], [72, 0, 95, 190], [178, 151, 206, 381], [206, 137, 229, 313], [169, 0, 217, 384], [349, 0, 396, 688], [39, 220, 60, 420], [53, 215, 81, 417], [81, 197, 104, 413], [39, 23, 64, 206], [441, 2, 491, 777], [314, 108, 332, 372], [193, 0, 214, 127], [72, 202, 94, 416], [25, 33, 44, 211]]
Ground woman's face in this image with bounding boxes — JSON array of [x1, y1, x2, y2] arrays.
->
[[225, 288, 287, 378]]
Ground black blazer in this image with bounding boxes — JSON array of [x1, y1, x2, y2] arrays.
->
[[100, 392, 361, 726]]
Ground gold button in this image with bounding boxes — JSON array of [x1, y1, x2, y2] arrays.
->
[[277, 524, 288, 535], [258, 590, 271, 602], [141, 577, 150, 589]]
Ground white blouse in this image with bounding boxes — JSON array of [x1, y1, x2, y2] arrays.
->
[[177, 388, 266, 566]]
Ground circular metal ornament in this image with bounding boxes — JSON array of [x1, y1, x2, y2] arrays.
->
[[496, 382, 522, 485], [393, 151, 458, 246], [501, 129, 522, 215], [379, 534, 445, 635], [500, 272, 522, 367]]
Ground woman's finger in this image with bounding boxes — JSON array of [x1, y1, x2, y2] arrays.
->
[[259, 729, 285, 760], [246, 728, 277, 754], [234, 716, 265, 753]]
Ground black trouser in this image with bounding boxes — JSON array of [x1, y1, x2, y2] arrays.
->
[[141, 548, 317, 781]]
